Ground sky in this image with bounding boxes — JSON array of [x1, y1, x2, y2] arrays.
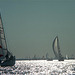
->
[[0, 0, 75, 59]]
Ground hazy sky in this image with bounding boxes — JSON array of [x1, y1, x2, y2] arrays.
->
[[0, 0, 75, 59]]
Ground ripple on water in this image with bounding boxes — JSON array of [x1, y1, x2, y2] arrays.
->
[[0, 60, 75, 74]]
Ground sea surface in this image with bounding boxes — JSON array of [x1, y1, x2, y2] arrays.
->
[[0, 60, 75, 75]]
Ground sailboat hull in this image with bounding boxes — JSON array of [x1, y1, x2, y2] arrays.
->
[[58, 57, 64, 61], [0, 56, 15, 67]]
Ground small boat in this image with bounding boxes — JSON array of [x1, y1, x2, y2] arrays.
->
[[0, 13, 15, 66], [52, 36, 64, 61]]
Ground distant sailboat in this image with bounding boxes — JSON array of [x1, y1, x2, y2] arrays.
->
[[66, 55, 68, 60], [0, 13, 15, 66], [52, 36, 64, 61]]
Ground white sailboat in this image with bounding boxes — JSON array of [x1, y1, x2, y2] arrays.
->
[[0, 13, 15, 66], [52, 36, 64, 61], [66, 55, 68, 60]]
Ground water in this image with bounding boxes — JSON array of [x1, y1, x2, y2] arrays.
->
[[0, 60, 75, 75]]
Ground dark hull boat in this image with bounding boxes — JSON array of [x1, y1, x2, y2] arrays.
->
[[0, 55, 15, 67], [0, 13, 15, 66], [52, 36, 64, 61]]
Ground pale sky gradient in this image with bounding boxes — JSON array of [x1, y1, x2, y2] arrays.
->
[[0, 0, 75, 58]]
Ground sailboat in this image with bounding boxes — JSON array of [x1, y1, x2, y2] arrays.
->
[[0, 13, 15, 66], [52, 36, 64, 61]]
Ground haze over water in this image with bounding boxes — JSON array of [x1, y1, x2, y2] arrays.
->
[[0, 0, 75, 59], [0, 1, 75, 75]]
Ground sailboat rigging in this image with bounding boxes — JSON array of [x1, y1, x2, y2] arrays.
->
[[0, 13, 15, 66], [52, 36, 64, 61]]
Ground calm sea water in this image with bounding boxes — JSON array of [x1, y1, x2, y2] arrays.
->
[[0, 60, 75, 75]]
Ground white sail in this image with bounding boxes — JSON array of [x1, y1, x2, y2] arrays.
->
[[52, 36, 64, 61], [0, 14, 7, 58], [0, 13, 15, 66]]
